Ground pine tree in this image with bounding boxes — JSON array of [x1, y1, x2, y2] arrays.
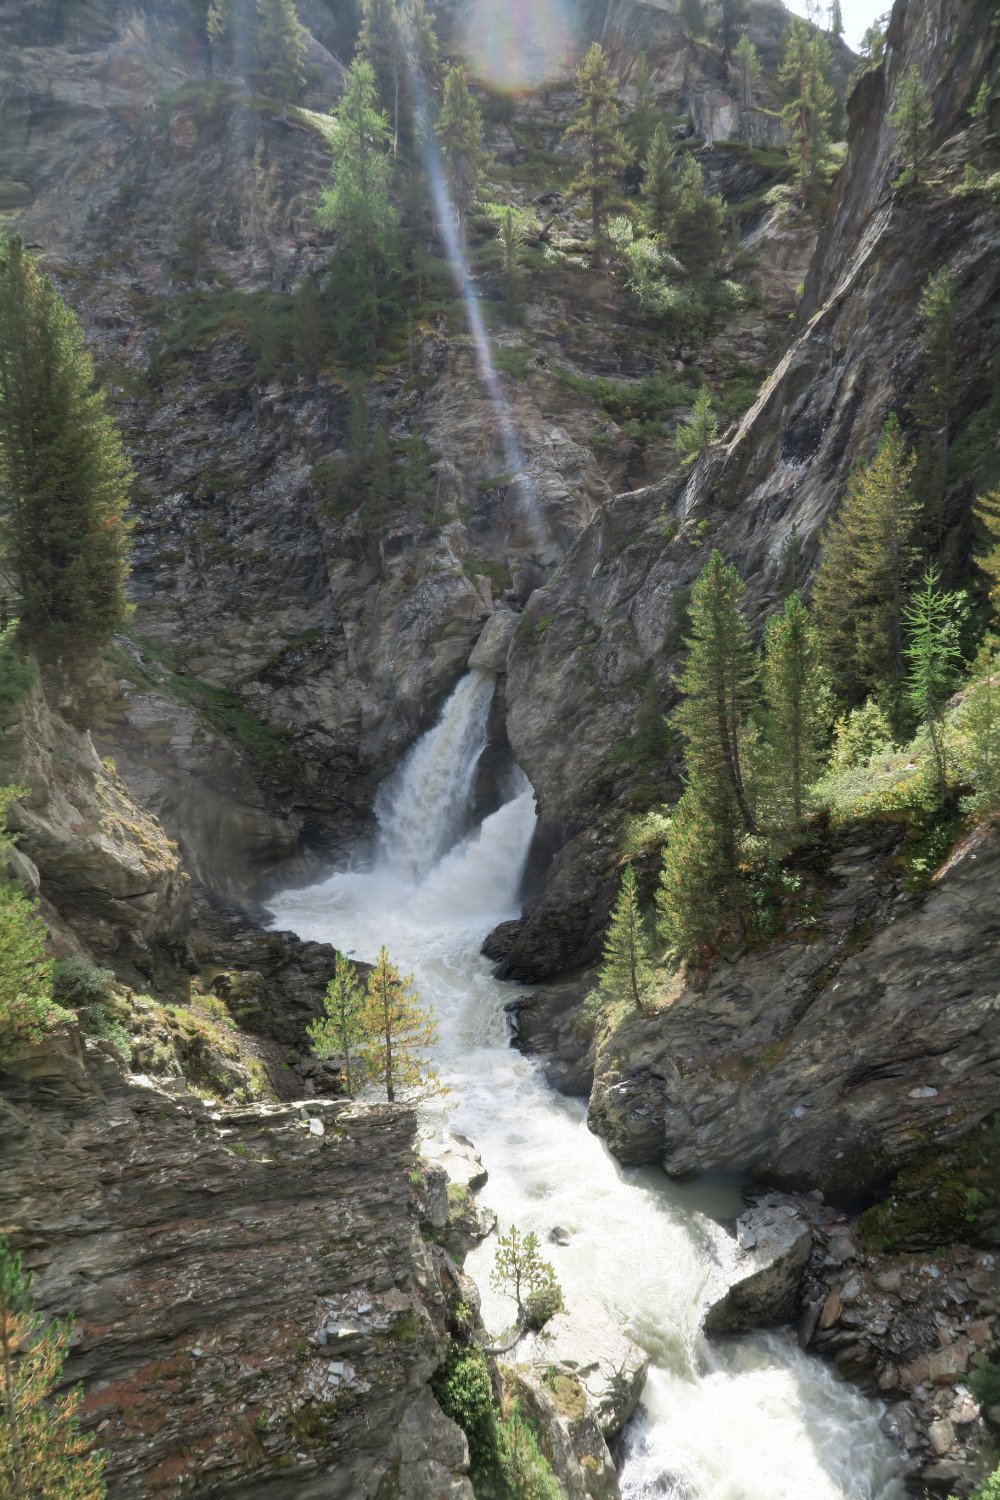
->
[[307, 953, 368, 1095], [889, 65, 932, 186], [292, 270, 328, 381], [255, 0, 305, 113], [903, 568, 963, 801], [811, 416, 921, 710], [642, 123, 678, 239], [719, 0, 750, 61], [972, 488, 1000, 618], [632, 673, 672, 763], [564, 44, 632, 269], [675, 549, 760, 838], [599, 864, 654, 1008], [489, 1227, 563, 1339], [759, 593, 831, 838], [779, 21, 834, 204], [0, 1238, 106, 1498], [679, 0, 706, 39], [437, 65, 484, 246], [358, 945, 437, 1101], [775, 522, 804, 599], [958, 641, 1000, 815], [317, 59, 401, 360], [912, 267, 958, 537], [734, 32, 763, 109], [499, 208, 523, 323], [629, 53, 656, 160], [358, 0, 402, 147], [830, 0, 844, 37], [0, 236, 132, 656], [668, 155, 726, 277], [404, 0, 441, 93], [657, 786, 740, 961], [676, 387, 718, 464]]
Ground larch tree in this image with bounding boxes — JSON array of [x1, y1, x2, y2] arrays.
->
[[564, 43, 631, 269], [642, 123, 678, 239], [903, 568, 963, 802], [889, 65, 932, 185], [912, 267, 958, 537], [718, 0, 750, 61], [630, 53, 657, 159], [811, 416, 921, 711], [0, 236, 132, 657], [734, 32, 763, 109], [972, 488, 1000, 619], [779, 21, 834, 204], [254, 0, 305, 113], [676, 387, 718, 464], [0, 1238, 106, 1499], [317, 59, 401, 359], [307, 952, 368, 1095], [599, 863, 654, 1008], [668, 155, 726, 277], [359, 945, 437, 1102], [357, 0, 402, 147], [437, 65, 484, 246], [759, 593, 831, 839]]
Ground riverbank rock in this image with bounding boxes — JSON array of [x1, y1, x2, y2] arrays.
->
[[507, 1366, 621, 1500], [515, 1297, 649, 1442], [702, 1198, 813, 1333], [468, 611, 519, 674], [417, 1131, 496, 1260], [504, 976, 595, 1097]]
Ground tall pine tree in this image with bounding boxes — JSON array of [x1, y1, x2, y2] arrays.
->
[[0, 236, 132, 656], [255, 0, 305, 113], [564, 44, 631, 269], [359, 946, 438, 1101], [903, 568, 963, 801], [629, 53, 657, 159], [437, 65, 484, 246], [599, 863, 654, 1008], [307, 953, 368, 1095], [669, 155, 726, 277], [779, 21, 834, 205], [889, 65, 932, 185], [734, 32, 763, 109], [642, 123, 678, 239], [759, 593, 831, 839]]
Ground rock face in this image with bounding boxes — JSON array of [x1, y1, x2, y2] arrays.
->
[[515, 1298, 649, 1442], [702, 1198, 813, 1333], [0, 1030, 472, 1499], [502, 0, 1000, 980], [586, 827, 1000, 1197]]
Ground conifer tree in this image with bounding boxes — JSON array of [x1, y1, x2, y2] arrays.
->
[[811, 416, 920, 710], [674, 549, 759, 837], [759, 593, 831, 838], [437, 65, 484, 246], [0, 236, 132, 656], [307, 953, 368, 1095], [490, 1227, 563, 1339], [499, 209, 523, 323], [776, 522, 804, 599], [668, 155, 726, 276], [889, 65, 932, 185], [564, 44, 631, 269], [633, 673, 672, 762], [255, 0, 305, 113], [676, 387, 718, 464], [779, 21, 834, 204], [679, 0, 706, 38], [630, 53, 657, 159], [292, 270, 328, 381], [0, 1237, 106, 1498], [912, 267, 958, 536], [903, 568, 963, 801], [718, 0, 750, 61], [317, 59, 401, 359], [642, 123, 678, 239], [359, 945, 437, 1101], [958, 641, 1000, 815], [657, 786, 740, 960], [599, 864, 654, 1008], [972, 488, 1000, 618], [358, 0, 402, 146], [830, 0, 844, 38], [734, 32, 763, 108], [404, 0, 441, 93]]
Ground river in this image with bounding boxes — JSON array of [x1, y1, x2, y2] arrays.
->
[[267, 670, 907, 1499]]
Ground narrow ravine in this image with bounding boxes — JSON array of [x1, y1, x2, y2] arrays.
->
[[268, 672, 908, 1500]]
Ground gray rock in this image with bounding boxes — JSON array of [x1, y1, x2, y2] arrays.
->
[[703, 1200, 813, 1333], [515, 1297, 648, 1441], [468, 610, 519, 673]]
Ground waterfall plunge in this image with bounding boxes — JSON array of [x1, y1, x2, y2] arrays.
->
[[267, 674, 907, 1500]]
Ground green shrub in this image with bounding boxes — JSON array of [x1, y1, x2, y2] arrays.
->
[[0, 879, 64, 1054], [52, 958, 133, 1063], [499, 1399, 561, 1500], [829, 698, 896, 771], [432, 1346, 505, 1491], [969, 1362, 1000, 1410], [0, 624, 35, 727]]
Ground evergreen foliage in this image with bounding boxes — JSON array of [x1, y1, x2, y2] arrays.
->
[[657, 785, 741, 961], [0, 236, 132, 655], [913, 267, 958, 535], [668, 156, 726, 277], [0, 1237, 106, 1497], [358, 945, 437, 1101], [676, 387, 718, 463], [734, 32, 763, 108], [357, 0, 403, 145], [759, 593, 831, 838], [629, 54, 657, 159], [779, 20, 835, 204], [291, 270, 328, 381], [598, 863, 654, 1008], [490, 1227, 564, 1336], [972, 488, 1000, 617], [642, 124, 678, 238], [307, 953, 368, 1094], [207, 0, 305, 107], [829, 697, 895, 771], [317, 59, 401, 360], [830, 0, 844, 38], [889, 65, 932, 185], [437, 66, 484, 244], [564, 44, 632, 268], [775, 522, 804, 599], [958, 641, 1000, 814], [903, 568, 963, 800], [718, 0, 751, 60], [811, 416, 920, 711], [679, 0, 706, 37]]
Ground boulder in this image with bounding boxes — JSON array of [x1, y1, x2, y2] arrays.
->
[[468, 610, 519, 674], [515, 1296, 648, 1442], [702, 1199, 813, 1333], [383, 1389, 475, 1500]]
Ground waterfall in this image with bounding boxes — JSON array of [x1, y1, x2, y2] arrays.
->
[[267, 686, 907, 1500], [374, 669, 495, 880]]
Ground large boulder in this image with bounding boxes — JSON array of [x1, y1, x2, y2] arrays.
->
[[515, 1296, 648, 1442], [702, 1197, 813, 1333]]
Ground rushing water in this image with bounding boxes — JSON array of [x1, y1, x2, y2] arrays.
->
[[268, 672, 907, 1500]]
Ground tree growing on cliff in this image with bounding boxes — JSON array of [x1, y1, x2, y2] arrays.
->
[[676, 387, 718, 464], [903, 568, 964, 801], [307, 953, 369, 1095], [0, 1237, 106, 1498], [829, 0, 844, 38], [889, 65, 932, 186], [718, 0, 750, 61], [680, 0, 707, 38], [912, 267, 958, 538], [599, 863, 654, 1009], [668, 155, 727, 277], [958, 641, 1000, 815], [629, 53, 657, 159], [564, 44, 631, 269], [0, 236, 132, 656], [811, 416, 920, 713], [437, 65, 484, 246], [317, 59, 401, 359], [642, 124, 678, 239], [779, 21, 834, 205], [657, 786, 741, 960], [489, 1227, 564, 1343], [358, 946, 437, 1101], [759, 593, 831, 839], [972, 488, 1000, 619], [734, 32, 763, 109], [255, 0, 305, 111]]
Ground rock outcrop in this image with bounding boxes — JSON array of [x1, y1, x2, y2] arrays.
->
[[702, 1198, 813, 1333]]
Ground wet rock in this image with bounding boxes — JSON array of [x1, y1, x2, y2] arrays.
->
[[504, 977, 594, 1097], [515, 1297, 648, 1442], [702, 1199, 812, 1333], [468, 610, 519, 674]]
